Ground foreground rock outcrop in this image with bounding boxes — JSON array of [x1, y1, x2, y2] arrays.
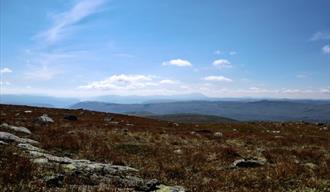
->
[[0, 131, 39, 144], [0, 123, 185, 191], [1, 123, 32, 134]]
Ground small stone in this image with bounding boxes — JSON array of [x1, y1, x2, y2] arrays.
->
[[104, 115, 114, 122], [33, 158, 49, 164], [231, 159, 265, 168], [136, 179, 160, 191], [64, 115, 78, 121], [174, 149, 183, 155], [213, 132, 223, 137], [24, 110, 32, 113], [155, 184, 185, 192], [109, 121, 120, 125], [63, 164, 77, 171], [272, 130, 280, 134], [320, 127, 328, 131], [35, 114, 54, 124], [44, 174, 64, 187], [304, 163, 318, 170]]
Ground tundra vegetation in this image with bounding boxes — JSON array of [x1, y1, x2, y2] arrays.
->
[[0, 104, 329, 192]]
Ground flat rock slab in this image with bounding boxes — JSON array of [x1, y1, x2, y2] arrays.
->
[[18, 143, 45, 152], [0, 131, 39, 144], [231, 159, 265, 168], [0, 123, 32, 134]]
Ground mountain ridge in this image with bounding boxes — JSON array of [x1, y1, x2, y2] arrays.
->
[[71, 100, 330, 122]]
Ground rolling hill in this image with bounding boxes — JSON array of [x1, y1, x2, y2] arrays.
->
[[147, 113, 237, 124], [71, 100, 330, 122]]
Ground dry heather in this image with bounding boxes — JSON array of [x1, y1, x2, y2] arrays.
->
[[0, 104, 330, 191]]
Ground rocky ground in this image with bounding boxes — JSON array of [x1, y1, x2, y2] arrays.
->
[[0, 104, 329, 191]]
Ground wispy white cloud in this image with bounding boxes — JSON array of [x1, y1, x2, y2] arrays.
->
[[214, 50, 222, 55], [229, 51, 237, 55], [310, 31, 330, 41], [0, 67, 13, 74], [203, 75, 233, 82], [322, 44, 330, 54], [0, 81, 10, 86], [38, 0, 106, 43], [212, 59, 232, 69], [160, 79, 179, 84], [22, 50, 75, 81], [78, 74, 189, 96], [282, 89, 310, 94], [24, 64, 60, 81], [79, 74, 156, 90], [296, 74, 307, 79], [162, 59, 192, 67], [214, 50, 237, 56], [320, 88, 330, 94]]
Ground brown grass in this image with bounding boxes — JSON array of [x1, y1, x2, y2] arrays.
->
[[0, 104, 329, 191]]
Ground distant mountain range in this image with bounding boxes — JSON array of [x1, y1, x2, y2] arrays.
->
[[0, 94, 79, 108], [0, 93, 211, 107], [71, 100, 330, 122], [1, 94, 329, 122]]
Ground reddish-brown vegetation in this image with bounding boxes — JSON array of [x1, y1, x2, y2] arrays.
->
[[0, 104, 329, 191]]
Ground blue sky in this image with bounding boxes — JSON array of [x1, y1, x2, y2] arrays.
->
[[1, 0, 329, 99]]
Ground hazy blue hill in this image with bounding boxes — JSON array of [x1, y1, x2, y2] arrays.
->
[[91, 93, 209, 104], [147, 113, 237, 124], [0, 94, 79, 108], [70, 100, 330, 122]]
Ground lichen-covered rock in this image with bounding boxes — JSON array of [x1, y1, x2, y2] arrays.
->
[[304, 162, 318, 170], [18, 143, 44, 152], [0, 123, 32, 134], [0, 131, 39, 144], [35, 114, 54, 123], [155, 184, 186, 192], [135, 179, 160, 191], [174, 149, 183, 155], [33, 158, 49, 164], [213, 132, 223, 137], [104, 115, 114, 122], [44, 174, 64, 187], [231, 159, 265, 168], [28, 151, 73, 164], [5, 127, 185, 191]]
